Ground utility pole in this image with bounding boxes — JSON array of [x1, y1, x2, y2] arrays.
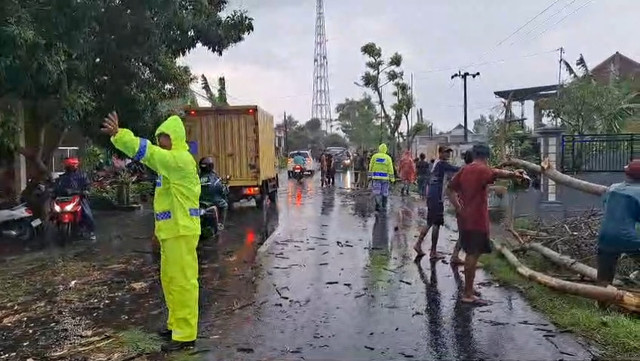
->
[[557, 46, 564, 89], [451, 70, 480, 143], [283, 112, 289, 154]]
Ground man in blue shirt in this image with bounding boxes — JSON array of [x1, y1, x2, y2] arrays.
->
[[597, 160, 640, 295], [414, 146, 460, 258]]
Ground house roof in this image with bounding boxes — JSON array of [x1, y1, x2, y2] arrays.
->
[[590, 51, 640, 83], [494, 85, 559, 101], [449, 123, 474, 134]]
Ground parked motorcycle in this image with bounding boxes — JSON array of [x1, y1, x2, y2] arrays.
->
[[0, 203, 42, 241], [51, 191, 87, 243], [200, 175, 231, 239], [292, 165, 305, 183]]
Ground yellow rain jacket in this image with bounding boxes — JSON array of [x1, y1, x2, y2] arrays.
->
[[369, 143, 395, 182], [111, 115, 201, 342], [111, 115, 201, 238]]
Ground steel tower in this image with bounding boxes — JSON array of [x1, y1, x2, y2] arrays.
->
[[311, 0, 332, 133]]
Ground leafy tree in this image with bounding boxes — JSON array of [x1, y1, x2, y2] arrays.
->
[[201, 75, 229, 106], [359, 42, 406, 149], [390, 80, 414, 151], [543, 54, 640, 134], [336, 95, 379, 150], [473, 115, 489, 134], [323, 133, 349, 148], [0, 0, 253, 178]]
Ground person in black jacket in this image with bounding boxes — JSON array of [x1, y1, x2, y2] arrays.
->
[[415, 153, 431, 199]]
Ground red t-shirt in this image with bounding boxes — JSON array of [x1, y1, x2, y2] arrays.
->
[[449, 162, 497, 233]]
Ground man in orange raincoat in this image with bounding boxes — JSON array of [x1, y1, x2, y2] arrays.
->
[[398, 150, 416, 196]]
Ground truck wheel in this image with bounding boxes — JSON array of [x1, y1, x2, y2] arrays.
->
[[255, 196, 264, 209]]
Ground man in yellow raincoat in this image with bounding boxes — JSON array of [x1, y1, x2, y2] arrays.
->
[[102, 112, 200, 352], [368, 143, 395, 212]]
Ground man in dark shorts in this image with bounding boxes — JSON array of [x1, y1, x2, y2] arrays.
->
[[414, 146, 459, 259], [447, 144, 524, 305], [450, 150, 474, 265]]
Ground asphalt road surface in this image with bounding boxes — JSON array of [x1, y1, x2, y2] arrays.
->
[[194, 172, 593, 361]]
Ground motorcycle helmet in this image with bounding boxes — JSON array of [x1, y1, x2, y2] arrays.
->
[[199, 157, 214, 173], [63, 157, 80, 171]]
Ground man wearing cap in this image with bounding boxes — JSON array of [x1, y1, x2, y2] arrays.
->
[[595, 160, 640, 303], [446, 144, 524, 305], [414, 145, 460, 259]]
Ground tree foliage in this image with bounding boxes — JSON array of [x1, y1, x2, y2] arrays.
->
[[544, 55, 640, 134], [201, 75, 229, 106], [336, 95, 380, 150], [476, 114, 538, 165], [359, 42, 413, 154], [283, 115, 348, 157], [0, 0, 253, 177]]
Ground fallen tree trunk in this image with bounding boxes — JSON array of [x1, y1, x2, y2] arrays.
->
[[492, 240, 640, 312], [500, 157, 608, 196], [526, 242, 624, 287]]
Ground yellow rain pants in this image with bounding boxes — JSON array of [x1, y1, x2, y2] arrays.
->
[[160, 235, 199, 342]]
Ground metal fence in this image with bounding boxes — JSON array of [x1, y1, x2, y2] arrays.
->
[[560, 134, 639, 172]]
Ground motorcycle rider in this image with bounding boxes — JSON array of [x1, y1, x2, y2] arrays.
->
[[53, 157, 96, 240], [198, 157, 228, 230], [293, 152, 306, 168]]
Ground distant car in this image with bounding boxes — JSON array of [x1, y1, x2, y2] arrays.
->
[[325, 147, 352, 172], [287, 150, 314, 178]]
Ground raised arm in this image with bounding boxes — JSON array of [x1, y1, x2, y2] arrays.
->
[[111, 129, 175, 177]]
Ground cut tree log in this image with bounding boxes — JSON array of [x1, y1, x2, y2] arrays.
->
[[500, 157, 608, 196], [492, 240, 640, 312], [526, 242, 624, 287]]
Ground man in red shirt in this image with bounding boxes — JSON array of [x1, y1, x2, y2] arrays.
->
[[447, 144, 524, 305]]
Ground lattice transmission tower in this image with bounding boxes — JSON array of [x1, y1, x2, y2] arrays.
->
[[311, 0, 332, 133]]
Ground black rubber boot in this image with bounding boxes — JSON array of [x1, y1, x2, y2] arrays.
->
[[381, 196, 388, 209], [161, 340, 196, 352], [157, 329, 172, 341]]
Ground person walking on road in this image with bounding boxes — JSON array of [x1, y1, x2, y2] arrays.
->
[[595, 160, 640, 305], [450, 150, 474, 266], [326, 154, 336, 186], [446, 144, 524, 305], [414, 146, 459, 259], [102, 112, 201, 351], [320, 152, 327, 187], [398, 150, 416, 196], [368, 143, 395, 212], [415, 153, 431, 200]]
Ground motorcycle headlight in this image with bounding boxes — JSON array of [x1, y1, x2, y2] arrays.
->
[[64, 200, 78, 212], [54, 204, 61, 212]]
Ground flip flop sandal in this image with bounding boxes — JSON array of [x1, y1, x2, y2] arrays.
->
[[461, 297, 490, 307], [429, 253, 446, 260]]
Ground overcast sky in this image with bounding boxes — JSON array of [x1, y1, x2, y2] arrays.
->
[[181, 0, 640, 133]]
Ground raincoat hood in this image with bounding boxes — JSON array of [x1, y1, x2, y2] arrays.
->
[[378, 144, 388, 154], [155, 115, 188, 151]]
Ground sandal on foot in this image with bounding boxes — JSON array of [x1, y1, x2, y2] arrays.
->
[[461, 297, 490, 307]]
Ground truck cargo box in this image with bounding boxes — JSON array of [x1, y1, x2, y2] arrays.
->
[[183, 106, 278, 207]]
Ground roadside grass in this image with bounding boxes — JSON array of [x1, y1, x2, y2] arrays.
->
[[115, 328, 162, 354], [481, 250, 640, 359]]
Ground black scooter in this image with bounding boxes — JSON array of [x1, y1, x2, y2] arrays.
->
[[199, 175, 230, 239]]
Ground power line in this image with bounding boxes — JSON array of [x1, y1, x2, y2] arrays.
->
[[414, 49, 557, 79], [508, 0, 581, 46], [494, 0, 565, 48], [527, 0, 595, 42], [461, 0, 564, 69]]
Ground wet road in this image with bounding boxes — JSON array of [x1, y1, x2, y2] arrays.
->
[[0, 172, 594, 360], [195, 172, 592, 361]]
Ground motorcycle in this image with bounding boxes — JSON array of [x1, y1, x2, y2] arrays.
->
[[200, 175, 231, 239], [292, 165, 305, 183], [51, 191, 87, 243], [0, 203, 42, 241]]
